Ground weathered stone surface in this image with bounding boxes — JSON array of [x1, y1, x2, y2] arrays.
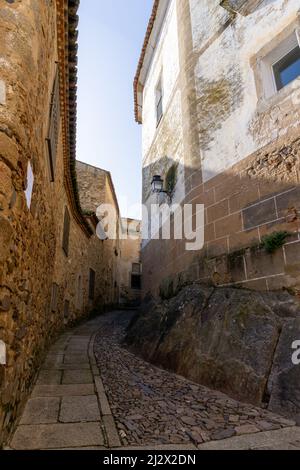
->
[[59, 395, 100, 423], [93, 311, 295, 448], [211, 428, 236, 440], [20, 397, 60, 425], [0, 295, 10, 312], [0, 216, 13, 263], [42, 363, 91, 371], [63, 354, 89, 364], [267, 318, 300, 419], [235, 424, 260, 435], [125, 285, 300, 416], [62, 369, 93, 384], [36, 370, 62, 385], [10, 422, 104, 450], [32, 384, 94, 398]]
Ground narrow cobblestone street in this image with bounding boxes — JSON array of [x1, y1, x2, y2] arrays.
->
[[9, 311, 300, 450]]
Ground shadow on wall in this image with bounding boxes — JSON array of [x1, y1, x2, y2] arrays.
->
[[128, 133, 300, 420], [141, 134, 300, 299]]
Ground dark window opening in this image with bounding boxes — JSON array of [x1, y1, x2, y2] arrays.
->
[[47, 69, 60, 182], [89, 268, 96, 300], [64, 300, 70, 319], [156, 80, 163, 125], [50, 283, 59, 312], [62, 207, 70, 256], [131, 274, 141, 290], [273, 46, 300, 91]]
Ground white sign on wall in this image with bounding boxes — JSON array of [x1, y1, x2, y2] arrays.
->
[[0, 79, 5, 105], [0, 340, 6, 365], [25, 161, 34, 209]]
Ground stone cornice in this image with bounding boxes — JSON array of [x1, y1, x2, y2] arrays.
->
[[56, 0, 93, 237]]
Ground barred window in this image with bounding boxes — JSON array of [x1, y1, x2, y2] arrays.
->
[[62, 207, 70, 256], [64, 300, 70, 320], [47, 69, 60, 181], [155, 78, 163, 125], [89, 268, 96, 300], [132, 263, 141, 274], [50, 283, 59, 312], [76, 275, 82, 309]]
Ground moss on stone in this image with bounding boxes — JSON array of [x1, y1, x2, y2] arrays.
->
[[165, 163, 178, 196], [261, 231, 290, 254]]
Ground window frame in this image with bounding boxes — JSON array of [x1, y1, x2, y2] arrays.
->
[[62, 206, 70, 257], [64, 299, 70, 320], [46, 68, 60, 182], [89, 268, 96, 300], [155, 77, 164, 126], [272, 45, 300, 92], [50, 283, 59, 313], [256, 29, 300, 102], [132, 263, 141, 274], [76, 274, 82, 309]]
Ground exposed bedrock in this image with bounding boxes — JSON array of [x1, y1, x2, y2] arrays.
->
[[125, 285, 300, 421]]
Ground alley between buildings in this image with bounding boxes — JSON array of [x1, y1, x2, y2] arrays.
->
[[8, 311, 300, 451]]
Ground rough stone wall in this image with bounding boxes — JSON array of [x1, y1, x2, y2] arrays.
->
[[125, 284, 300, 419], [76, 160, 107, 212], [76, 161, 121, 307], [0, 0, 110, 446], [140, 0, 300, 299], [119, 218, 141, 306]]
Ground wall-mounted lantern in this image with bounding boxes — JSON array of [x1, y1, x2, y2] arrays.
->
[[151, 175, 164, 193]]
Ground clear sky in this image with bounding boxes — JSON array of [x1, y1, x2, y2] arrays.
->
[[77, 0, 153, 220]]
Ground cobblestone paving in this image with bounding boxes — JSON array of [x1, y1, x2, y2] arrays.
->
[[94, 311, 299, 449], [9, 311, 300, 450]]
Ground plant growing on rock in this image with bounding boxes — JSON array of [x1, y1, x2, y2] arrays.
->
[[261, 231, 290, 254]]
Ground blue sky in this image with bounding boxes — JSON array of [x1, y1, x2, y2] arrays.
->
[[77, 0, 153, 219]]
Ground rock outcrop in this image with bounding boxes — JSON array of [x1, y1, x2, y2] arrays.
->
[[125, 285, 300, 420]]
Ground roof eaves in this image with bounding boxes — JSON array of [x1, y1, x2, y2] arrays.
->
[[133, 0, 161, 124]]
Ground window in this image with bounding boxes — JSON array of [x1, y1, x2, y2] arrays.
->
[[50, 283, 59, 312], [131, 274, 141, 290], [260, 32, 300, 99], [62, 207, 70, 256], [220, 0, 261, 16], [155, 78, 163, 125], [76, 275, 82, 309], [47, 69, 60, 182], [132, 263, 141, 274], [89, 268, 96, 300], [273, 46, 300, 91], [64, 300, 70, 320]]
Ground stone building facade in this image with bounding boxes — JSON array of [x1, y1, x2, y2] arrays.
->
[[119, 218, 142, 307], [135, 0, 300, 299], [76, 161, 121, 307], [0, 0, 117, 446]]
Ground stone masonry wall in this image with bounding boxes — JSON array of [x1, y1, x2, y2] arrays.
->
[[0, 0, 108, 446], [76, 161, 121, 306], [140, 0, 300, 299], [142, 132, 300, 299], [76, 160, 107, 213], [119, 218, 141, 306]]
